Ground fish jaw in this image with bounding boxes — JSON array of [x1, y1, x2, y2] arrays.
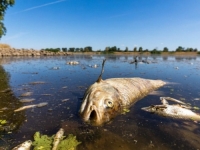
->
[[79, 82, 121, 126]]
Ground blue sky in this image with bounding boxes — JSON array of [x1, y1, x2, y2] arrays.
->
[[1, 0, 200, 51]]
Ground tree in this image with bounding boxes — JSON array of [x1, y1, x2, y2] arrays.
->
[[176, 46, 184, 52], [124, 47, 128, 52], [138, 47, 143, 52], [0, 0, 15, 38], [133, 47, 137, 52], [62, 48, 67, 52], [84, 46, 92, 52], [163, 47, 169, 52], [69, 47, 75, 52], [75, 48, 80, 52]]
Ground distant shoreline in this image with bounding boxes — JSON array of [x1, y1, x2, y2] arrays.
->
[[69, 51, 199, 56]]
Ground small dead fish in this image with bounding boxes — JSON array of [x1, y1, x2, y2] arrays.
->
[[12, 140, 32, 150], [14, 105, 37, 112], [52, 67, 60, 70], [142, 97, 200, 121], [19, 98, 35, 103], [14, 102, 48, 112], [0, 88, 11, 93], [62, 99, 69, 102], [0, 107, 8, 111], [79, 59, 166, 125], [41, 94, 52, 96], [52, 128, 64, 150], [67, 61, 79, 65], [29, 81, 46, 85], [20, 92, 32, 97], [37, 102, 48, 107]]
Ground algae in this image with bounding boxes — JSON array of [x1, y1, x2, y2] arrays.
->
[[57, 134, 81, 150], [32, 132, 54, 150], [32, 131, 81, 150]]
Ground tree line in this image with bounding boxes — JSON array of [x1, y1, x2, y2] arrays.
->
[[41, 46, 199, 53]]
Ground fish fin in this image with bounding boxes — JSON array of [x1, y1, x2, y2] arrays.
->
[[96, 59, 106, 83]]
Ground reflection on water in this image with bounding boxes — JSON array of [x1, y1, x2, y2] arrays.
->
[[0, 55, 200, 149]]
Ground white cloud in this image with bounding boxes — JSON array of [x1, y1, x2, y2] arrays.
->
[[2, 32, 29, 41], [13, 0, 66, 14]]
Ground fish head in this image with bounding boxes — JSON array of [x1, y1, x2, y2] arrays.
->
[[79, 81, 122, 126]]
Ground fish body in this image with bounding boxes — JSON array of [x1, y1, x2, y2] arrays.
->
[[14, 105, 37, 112], [142, 104, 200, 121], [37, 102, 48, 107], [14, 102, 48, 112], [52, 128, 64, 150], [67, 61, 79, 65], [19, 98, 35, 103], [29, 81, 46, 85], [12, 140, 32, 150], [80, 77, 165, 125], [20, 92, 32, 97], [142, 97, 200, 121]]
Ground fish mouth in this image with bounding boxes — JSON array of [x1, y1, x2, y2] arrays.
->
[[89, 110, 98, 121], [80, 106, 102, 125]]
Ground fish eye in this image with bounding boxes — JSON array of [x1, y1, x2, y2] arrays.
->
[[105, 99, 113, 108]]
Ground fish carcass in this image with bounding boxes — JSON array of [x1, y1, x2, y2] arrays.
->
[[142, 97, 200, 121], [79, 59, 166, 125], [12, 140, 32, 150]]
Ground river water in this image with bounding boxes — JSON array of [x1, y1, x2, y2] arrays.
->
[[0, 54, 200, 150]]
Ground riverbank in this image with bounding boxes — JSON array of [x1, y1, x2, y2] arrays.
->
[[0, 48, 199, 57]]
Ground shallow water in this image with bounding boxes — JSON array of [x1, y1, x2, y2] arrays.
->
[[0, 55, 200, 150]]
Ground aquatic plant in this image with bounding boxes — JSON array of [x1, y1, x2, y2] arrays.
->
[[57, 134, 81, 150], [32, 132, 54, 150], [32, 131, 81, 150]]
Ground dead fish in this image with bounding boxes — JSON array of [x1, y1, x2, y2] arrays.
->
[[41, 94, 52, 96], [0, 88, 11, 93], [62, 99, 69, 102], [29, 81, 46, 85], [67, 61, 79, 65], [19, 98, 35, 103], [37, 102, 48, 107], [52, 128, 64, 150], [79, 59, 166, 125], [14, 102, 48, 112], [52, 67, 60, 70], [20, 92, 32, 97], [12, 140, 32, 150], [141, 97, 200, 121], [14, 104, 37, 112]]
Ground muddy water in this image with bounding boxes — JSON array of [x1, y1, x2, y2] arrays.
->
[[0, 55, 200, 150]]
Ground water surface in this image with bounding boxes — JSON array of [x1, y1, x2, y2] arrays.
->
[[0, 55, 200, 150]]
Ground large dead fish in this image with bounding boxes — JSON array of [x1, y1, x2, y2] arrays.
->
[[142, 97, 200, 121], [79, 59, 166, 125]]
